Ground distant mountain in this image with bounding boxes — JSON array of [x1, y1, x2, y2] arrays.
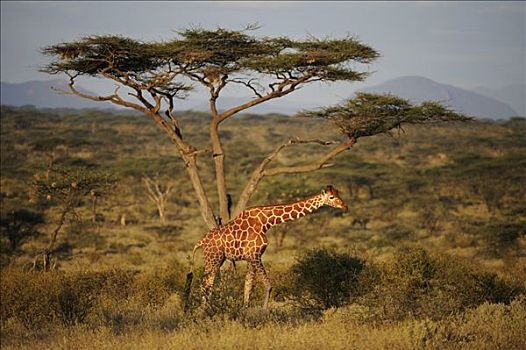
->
[[0, 79, 319, 114], [360, 76, 519, 120], [0, 80, 114, 109], [188, 96, 321, 115], [472, 84, 525, 117], [2, 77, 521, 119]]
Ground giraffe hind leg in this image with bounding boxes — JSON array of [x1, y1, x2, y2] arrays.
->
[[201, 254, 224, 313], [251, 258, 272, 309]]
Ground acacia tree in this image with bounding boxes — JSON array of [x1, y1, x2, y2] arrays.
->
[[41, 27, 470, 229], [30, 167, 113, 269]]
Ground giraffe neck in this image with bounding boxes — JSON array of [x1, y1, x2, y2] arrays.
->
[[259, 193, 325, 230]]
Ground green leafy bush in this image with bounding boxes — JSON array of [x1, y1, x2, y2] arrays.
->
[[0, 266, 186, 330], [287, 248, 365, 310], [0, 269, 105, 328], [133, 265, 185, 308], [55, 272, 105, 326], [0, 269, 60, 329], [362, 247, 523, 321]]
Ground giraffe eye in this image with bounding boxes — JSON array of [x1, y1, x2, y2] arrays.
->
[[329, 195, 334, 200]]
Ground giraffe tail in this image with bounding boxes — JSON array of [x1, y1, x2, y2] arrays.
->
[[183, 241, 203, 312]]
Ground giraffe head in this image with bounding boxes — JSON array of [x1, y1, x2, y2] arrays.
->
[[321, 185, 348, 212]]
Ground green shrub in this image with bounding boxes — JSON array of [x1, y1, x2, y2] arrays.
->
[[0, 269, 60, 329], [99, 269, 136, 300], [361, 247, 523, 321], [0, 267, 187, 330], [287, 248, 365, 310], [133, 264, 185, 308], [209, 269, 246, 317], [0, 269, 104, 328], [481, 221, 525, 256], [55, 272, 105, 326], [427, 295, 526, 349]]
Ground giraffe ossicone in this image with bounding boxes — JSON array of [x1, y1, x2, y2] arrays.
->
[[188, 185, 348, 310]]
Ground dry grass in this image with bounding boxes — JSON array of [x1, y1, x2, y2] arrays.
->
[[2, 299, 525, 350]]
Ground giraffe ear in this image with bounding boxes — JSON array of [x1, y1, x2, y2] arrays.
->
[[325, 185, 334, 192], [321, 189, 326, 195]]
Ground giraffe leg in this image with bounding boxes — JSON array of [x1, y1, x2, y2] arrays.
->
[[252, 258, 272, 309], [201, 252, 224, 311], [243, 262, 256, 307], [201, 269, 216, 302]]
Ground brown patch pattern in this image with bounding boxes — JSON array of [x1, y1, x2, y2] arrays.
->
[[192, 187, 347, 309]]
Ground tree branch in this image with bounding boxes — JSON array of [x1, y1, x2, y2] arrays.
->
[[263, 138, 356, 176], [232, 137, 348, 217], [228, 78, 263, 98], [218, 72, 315, 122]]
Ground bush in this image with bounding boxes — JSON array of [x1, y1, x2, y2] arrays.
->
[[0, 269, 60, 329], [361, 247, 523, 321], [133, 265, 185, 308], [0, 269, 104, 329], [480, 221, 525, 256], [286, 248, 365, 310], [55, 272, 105, 326], [0, 266, 187, 330], [183, 267, 246, 317], [209, 269, 246, 316], [424, 295, 526, 349]]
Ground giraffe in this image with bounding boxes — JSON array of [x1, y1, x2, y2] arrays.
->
[[186, 185, 348, 310]]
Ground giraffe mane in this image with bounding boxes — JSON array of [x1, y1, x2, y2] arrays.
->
[[246, 193, 321, 210]]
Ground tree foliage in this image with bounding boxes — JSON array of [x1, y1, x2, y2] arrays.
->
[[299, 92, 472, 140], [41, 27, 378, 85]]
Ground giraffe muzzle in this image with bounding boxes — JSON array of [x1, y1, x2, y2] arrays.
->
[[341, 204, 348, 213]]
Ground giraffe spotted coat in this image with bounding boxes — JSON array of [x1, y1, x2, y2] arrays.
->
[[191, 185, 348, 309]]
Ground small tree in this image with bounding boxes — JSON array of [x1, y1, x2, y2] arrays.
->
[[41, 27, 470, 228], [30, 167, 114, 270], [142, 174, 174, 224]]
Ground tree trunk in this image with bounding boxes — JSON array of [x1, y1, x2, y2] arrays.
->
[[183, 155, 218, 229], [157, 203, 166, 224], [210, 120, 230, 224], [33, 206, 68, 271], [148, 111, 218, 229], [120, 213, 127, 226]]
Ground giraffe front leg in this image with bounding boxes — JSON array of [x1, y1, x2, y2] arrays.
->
[[243, 263, 256, 307], [252, 259, 272, 309]]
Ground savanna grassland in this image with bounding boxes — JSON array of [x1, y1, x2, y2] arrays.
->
[[1, 105, 525, 349]]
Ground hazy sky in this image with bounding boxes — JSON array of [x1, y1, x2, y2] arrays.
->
[[1, 1, 524, 105]]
